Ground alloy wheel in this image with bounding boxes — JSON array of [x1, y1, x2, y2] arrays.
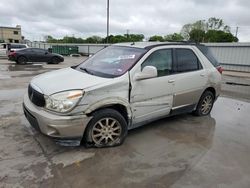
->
[[201, 95, 213, 115], [91, 117, 122, 146]]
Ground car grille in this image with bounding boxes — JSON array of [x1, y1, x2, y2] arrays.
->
[[28, 84, 45, 107]]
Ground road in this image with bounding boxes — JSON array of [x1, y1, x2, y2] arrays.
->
[[0, 57, 250, 188]]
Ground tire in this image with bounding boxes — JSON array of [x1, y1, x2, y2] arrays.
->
[[193, 90, 215, 116], [50, 57, 60, 64], [84, 108, 128, 148], [17, 56, 27, 64]]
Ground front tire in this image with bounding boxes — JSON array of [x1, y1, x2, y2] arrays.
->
[[84, 108, 128, 148], [49, 57, 60, 64], [193, 90, 215, 116]]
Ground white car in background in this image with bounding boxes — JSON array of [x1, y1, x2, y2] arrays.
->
[[0, 43, 28, 57]]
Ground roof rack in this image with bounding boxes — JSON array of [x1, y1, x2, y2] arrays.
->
[[144, 41, 204, 50]]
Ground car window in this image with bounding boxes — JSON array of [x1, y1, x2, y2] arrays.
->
[[196, 45, 219, 67], [175, 49, 200, 72], [142, 49, 173, 77], [33, 49, 46, 53], [10, 44, 26, 49]]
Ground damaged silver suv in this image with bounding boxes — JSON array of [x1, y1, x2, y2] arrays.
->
[[23, 42, 221, 148]]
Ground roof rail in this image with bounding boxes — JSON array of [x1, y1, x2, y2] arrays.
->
[[144, 41, 203, 50]]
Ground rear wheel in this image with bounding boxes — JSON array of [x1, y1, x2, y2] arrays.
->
[[84, 108, 128, 148], [193, 90, 215, 116], [17, 56, 27, 64]]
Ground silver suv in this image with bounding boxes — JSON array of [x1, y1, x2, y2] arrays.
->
[[23, 42, 221, 148]]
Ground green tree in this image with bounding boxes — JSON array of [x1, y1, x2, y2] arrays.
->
[[181, 17, 237, 42], [189, 29, 206, 42], [205, 30, 238, 42], [85, 36, 103, 43], [164, 33, 184, 41], [206, 17, 230, 32], [149, 35, 164, 42], [103, 34, 144, 43]]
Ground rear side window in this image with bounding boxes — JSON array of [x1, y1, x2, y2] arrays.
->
[[10, 44, 26, 49], [175, 49, 200, 72], [142, 49, 173, 77], [196, 45, 219, 67]]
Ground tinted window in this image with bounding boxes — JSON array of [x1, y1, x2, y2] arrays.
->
[[196, 45, 219, 67], [10, 44, 26, 49], [32, 49, 46, 53], [142, 49, 173, 77], [176, 49, 200, 72]]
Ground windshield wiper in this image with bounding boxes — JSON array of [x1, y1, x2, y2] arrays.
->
[[80, 67, 94, 75]]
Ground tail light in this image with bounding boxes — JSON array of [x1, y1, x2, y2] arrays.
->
[[216, 66, 223, 74], [9, 51, 16, 56]]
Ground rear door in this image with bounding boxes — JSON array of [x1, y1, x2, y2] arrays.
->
[[172, 47, 207, 109], [130, 48, 175, 125]]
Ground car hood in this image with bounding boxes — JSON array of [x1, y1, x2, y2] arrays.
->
[[30, 67, 111, 95]]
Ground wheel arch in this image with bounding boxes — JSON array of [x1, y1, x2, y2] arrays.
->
[[203, 87, 216, 98], [85, 101, 132, 126]]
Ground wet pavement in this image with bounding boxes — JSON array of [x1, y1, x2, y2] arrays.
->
[[0, 58, 250, 188]]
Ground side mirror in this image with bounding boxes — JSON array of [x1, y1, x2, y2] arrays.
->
[[45, 51, 49, 55], [134, 66, 158, 81]]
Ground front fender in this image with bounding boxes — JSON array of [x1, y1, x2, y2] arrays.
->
[[84, 97, 132, 120]]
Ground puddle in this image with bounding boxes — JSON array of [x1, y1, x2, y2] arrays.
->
[[8, 64, 44, 71], [51, 151, 95, 167], [0, 74, 11, 79]]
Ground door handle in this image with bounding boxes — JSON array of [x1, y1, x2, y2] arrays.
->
[[168, 80, 175, 83], [200, 73, 206, 77]]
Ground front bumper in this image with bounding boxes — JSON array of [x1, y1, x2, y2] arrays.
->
[[23, 93, 92, 144]]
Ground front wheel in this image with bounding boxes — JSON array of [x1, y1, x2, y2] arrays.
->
[[84, 108, 128, 148], [193, 90, 215, 116], [49, 57, 60, 64]]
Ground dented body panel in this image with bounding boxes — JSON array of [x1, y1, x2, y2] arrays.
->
[[23, 42, 221, 144]]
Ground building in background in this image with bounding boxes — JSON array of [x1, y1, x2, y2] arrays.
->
[[0, 25, 22, 43]]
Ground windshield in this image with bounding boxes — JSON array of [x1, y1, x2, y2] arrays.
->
[[76, 46, 147, 78]]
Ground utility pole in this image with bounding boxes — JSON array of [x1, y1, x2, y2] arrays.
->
[[106, 0, 110, 44], [126, 29, 129, 39], [235, 26, 239, 38]]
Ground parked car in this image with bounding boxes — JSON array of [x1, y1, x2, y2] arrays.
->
[[1, 43, 29, 57], [23, 42, 221, 148], [0, 43, 8, 57], [8, 43, 29, 53], [8, 48, 64, 64]]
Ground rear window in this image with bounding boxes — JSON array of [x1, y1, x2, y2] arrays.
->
[[196, 45, 219, 67]]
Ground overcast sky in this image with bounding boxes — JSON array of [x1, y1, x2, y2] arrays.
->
[[0, 0, 250, 42]]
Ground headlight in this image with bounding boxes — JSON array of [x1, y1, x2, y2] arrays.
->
[[45, 90, 84, 113]]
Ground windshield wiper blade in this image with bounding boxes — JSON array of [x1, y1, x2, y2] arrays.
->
[[80, 67, 93, 75]]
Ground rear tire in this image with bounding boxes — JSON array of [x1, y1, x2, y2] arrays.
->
[[17, 56, 27, 64], [193, 90, 215, 116], [83, 108, 128, 148]]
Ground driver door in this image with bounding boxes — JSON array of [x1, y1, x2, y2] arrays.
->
[[130, 48, 175, 125]]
